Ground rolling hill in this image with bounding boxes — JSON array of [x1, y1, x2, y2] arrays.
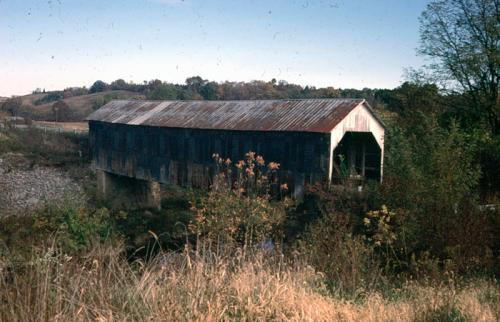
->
[[15, 90, 145, 121]]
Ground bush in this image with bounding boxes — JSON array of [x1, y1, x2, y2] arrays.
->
[[31, 202, 114, 252], [33, 92, 63, 105], [297, 210, 383, 298], [0, 127, 89, 166], [0, 202, 114, 256], [381, 118, 495, 274], [190, 152, 291, 248]]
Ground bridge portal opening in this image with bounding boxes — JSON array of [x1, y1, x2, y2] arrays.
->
[[332, 132, 381, 183]]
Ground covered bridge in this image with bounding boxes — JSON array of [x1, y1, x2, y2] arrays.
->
[[87, 98, 385, 207]]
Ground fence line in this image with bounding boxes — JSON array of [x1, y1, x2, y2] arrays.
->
[[4, 123, 88, 135]]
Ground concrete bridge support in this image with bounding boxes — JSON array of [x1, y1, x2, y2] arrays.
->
[[96, 170, 162, 210]]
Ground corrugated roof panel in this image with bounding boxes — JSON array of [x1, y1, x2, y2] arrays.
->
[[86, 98, 368, 133]]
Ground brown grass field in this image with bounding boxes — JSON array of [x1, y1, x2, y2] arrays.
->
[[1, 241, 498, 322], [34, 121, 89, 131], [13, 90, 145, 121]]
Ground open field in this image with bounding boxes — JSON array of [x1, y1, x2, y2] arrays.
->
[[9, 90, 145, 121], [34, 121, 89, 131]]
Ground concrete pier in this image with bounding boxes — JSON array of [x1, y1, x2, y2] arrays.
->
[[96, 169, 162, 210]]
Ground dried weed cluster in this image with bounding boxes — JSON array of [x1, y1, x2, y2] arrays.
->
[[1, 242, 498, 322]]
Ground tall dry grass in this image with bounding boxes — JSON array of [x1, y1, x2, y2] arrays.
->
[[1, 241, 498, 322]]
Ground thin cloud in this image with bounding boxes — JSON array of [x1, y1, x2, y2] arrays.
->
[[147, 0, 188, 5]]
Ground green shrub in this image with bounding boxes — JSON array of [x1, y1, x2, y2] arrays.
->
[[381, 118, 495, 274], [33, 92, 63, 105], [32, 202, 114, 252], [0, 202, 115, 260]]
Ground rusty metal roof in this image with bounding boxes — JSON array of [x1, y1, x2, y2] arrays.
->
[[86, 98, 371, 133]]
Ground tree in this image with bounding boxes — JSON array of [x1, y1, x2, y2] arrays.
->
[[185, 76, 206, 92], [419, 0, 499, 134], [200, 81, 219, 100], [51, 100, 72, 122], [110, 79, 128, 91], [147, 83, 178, 100], [89, 80, 108, 93], [318, 86, 341, 98], [1, 97, 22, 116], [382, 82, 442, 117]]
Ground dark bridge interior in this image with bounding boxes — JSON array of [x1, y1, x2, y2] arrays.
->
[[332, 132, 381, 183]]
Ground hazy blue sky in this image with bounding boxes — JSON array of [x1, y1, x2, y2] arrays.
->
[[0, 0, 430, 96]]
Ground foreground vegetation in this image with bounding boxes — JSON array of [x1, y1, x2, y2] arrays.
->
[[0, 128, 498, 320], [1, 240, 498, 322]]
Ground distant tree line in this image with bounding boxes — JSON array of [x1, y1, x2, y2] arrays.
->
[[82, 76, 391, 106]]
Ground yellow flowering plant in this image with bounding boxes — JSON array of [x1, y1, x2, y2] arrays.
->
[[190, 151, 292, 249]]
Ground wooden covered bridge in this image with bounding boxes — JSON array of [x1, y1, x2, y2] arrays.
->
[[87, 98, 385, 207]]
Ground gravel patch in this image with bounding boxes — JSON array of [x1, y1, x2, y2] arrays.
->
[[0, 155, 84, 215]]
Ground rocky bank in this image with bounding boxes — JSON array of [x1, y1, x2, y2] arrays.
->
[[0, 153, 85, 215]]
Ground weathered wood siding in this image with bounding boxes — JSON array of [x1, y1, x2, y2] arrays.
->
[[329, 103, 385, 181], [89, 121, 331, 191]]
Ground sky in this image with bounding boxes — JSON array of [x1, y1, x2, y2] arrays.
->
[[0, 0, 430, 96]]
